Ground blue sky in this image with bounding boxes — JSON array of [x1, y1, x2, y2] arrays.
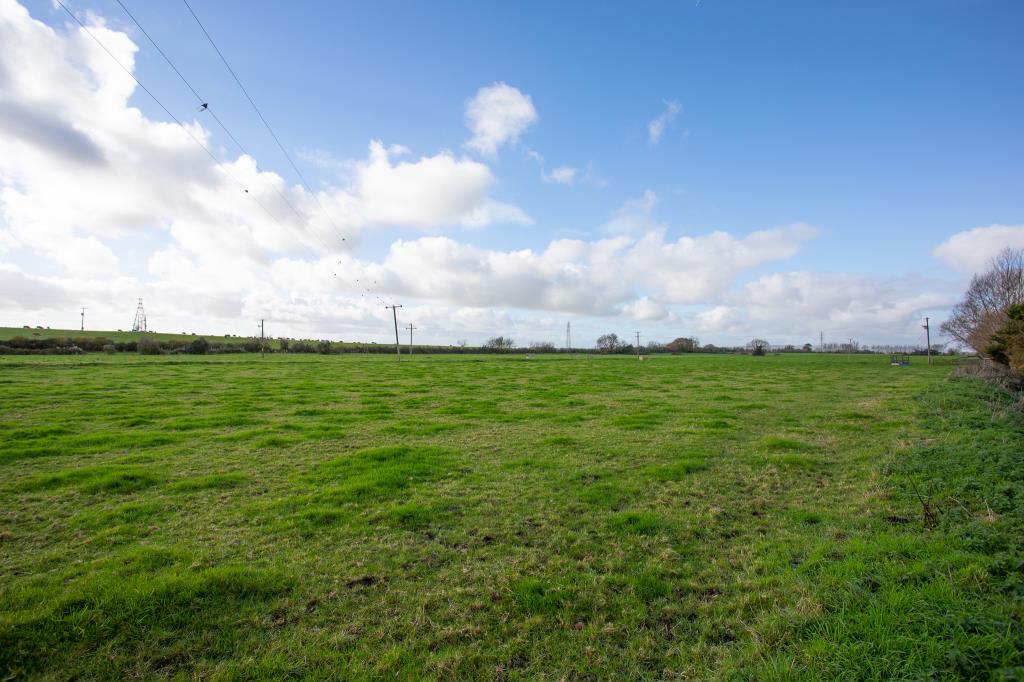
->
[[2, 0, 1023, 346]]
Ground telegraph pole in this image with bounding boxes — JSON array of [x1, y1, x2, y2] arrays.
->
[[80, 307, 87, 332], [566, 321, 572, 353], [406, 323, 417, 355], [259, 319, 265, 358], [385, 304, 403, 361], [635, 331, 641, 358], [923, 317, 932, 365]]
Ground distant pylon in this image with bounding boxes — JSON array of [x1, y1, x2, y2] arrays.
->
[[131, 298, 148, 333]]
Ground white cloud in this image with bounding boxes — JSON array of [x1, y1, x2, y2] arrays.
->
[[0, 2, 528, 277], [354, 140, 529, 229], [932, 224, 1024, 273], [464, 82, 538, 157], [623, 297, 671, 321], [647, 100, 681, 146], [543, 166, 577, 185], [691, 271, 955, 344], [623, 223, 820, 304]]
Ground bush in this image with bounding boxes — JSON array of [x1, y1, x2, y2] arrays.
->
[[986, 303, 1024, 373], [137, 338, 160, 355], [317, 340, 332, 354], [102, 344, 116, 355], [667, 337, 700, 353], [187, 338, 210, 355]]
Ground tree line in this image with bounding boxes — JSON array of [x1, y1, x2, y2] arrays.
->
[[942, 247, 1023, 382]]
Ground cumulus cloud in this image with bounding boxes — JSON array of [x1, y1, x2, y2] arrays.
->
[[623, 297, 671, 321], [691, 271, 955, 343], [647, 100, 680, 145], [932, 225, 1024, 273], [625, 223, 819, 303], [354, 141, 530, 229], [0, 1, 527, 278], [464, 82, 538, 157]]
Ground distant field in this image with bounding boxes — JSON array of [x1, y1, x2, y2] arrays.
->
[[1, 353, 1021, 679], [0, 326, 252, 345]]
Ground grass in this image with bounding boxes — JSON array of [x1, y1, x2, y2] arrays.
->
[[0, 352, 1021, 679], [0, 325, 253, 346]]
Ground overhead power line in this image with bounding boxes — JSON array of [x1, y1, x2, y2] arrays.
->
[[60, 0, 386, 322], [54, 0, 288, 234], [181, 0, 347, 247], [111, 0, 338, 254]]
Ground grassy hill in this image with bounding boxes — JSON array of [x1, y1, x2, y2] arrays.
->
[[0, 326, 261, 346]]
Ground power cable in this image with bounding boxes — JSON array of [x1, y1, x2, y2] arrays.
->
[[111, 0, 337, 254], [55, 0, 288, 234], [180, 0, 348, 247]]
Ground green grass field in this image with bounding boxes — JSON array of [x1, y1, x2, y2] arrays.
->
[[0, 326, 249, 345], [1, 353, 1021, 679]]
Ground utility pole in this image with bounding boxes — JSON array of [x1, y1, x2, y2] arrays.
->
[[406, 323, 417, 355], [923, 317, 931, 365], [819, 331, 823, 352], [80, 307, 87, 332], [259, 319, 265, 358], [385, 304, 403, 361], [566, 321, 571, 353], [635, 331, 641, 359]]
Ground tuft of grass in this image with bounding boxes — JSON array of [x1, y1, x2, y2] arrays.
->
[[608, 511, 663, 536], [0, 564, 290, 676], [309, 445, 453, 503], [386, 503, 437, 530], [759, 436, 821, 452], [647, 456, 708, 480], [509, 578, 574, 614], [541, 435, 576, 447], [20, 465, 161, 494], [167, 473, 246, 493]]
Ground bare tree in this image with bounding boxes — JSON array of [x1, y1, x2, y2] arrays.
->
[[941, 247, 1024, 354], [596, 333, 620, 353], [484, 336, 515, 352], [747, 338, 770, 356]]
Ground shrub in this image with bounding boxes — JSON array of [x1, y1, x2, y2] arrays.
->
[[137, 338, 160, 355], [187, 338, 210, 355], [667, 337, 700, 353], [986, 303, 1024, 373], [102, 344, 116, 355]]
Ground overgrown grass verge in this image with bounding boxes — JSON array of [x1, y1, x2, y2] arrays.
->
[[742, 374, 1024, 680]]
